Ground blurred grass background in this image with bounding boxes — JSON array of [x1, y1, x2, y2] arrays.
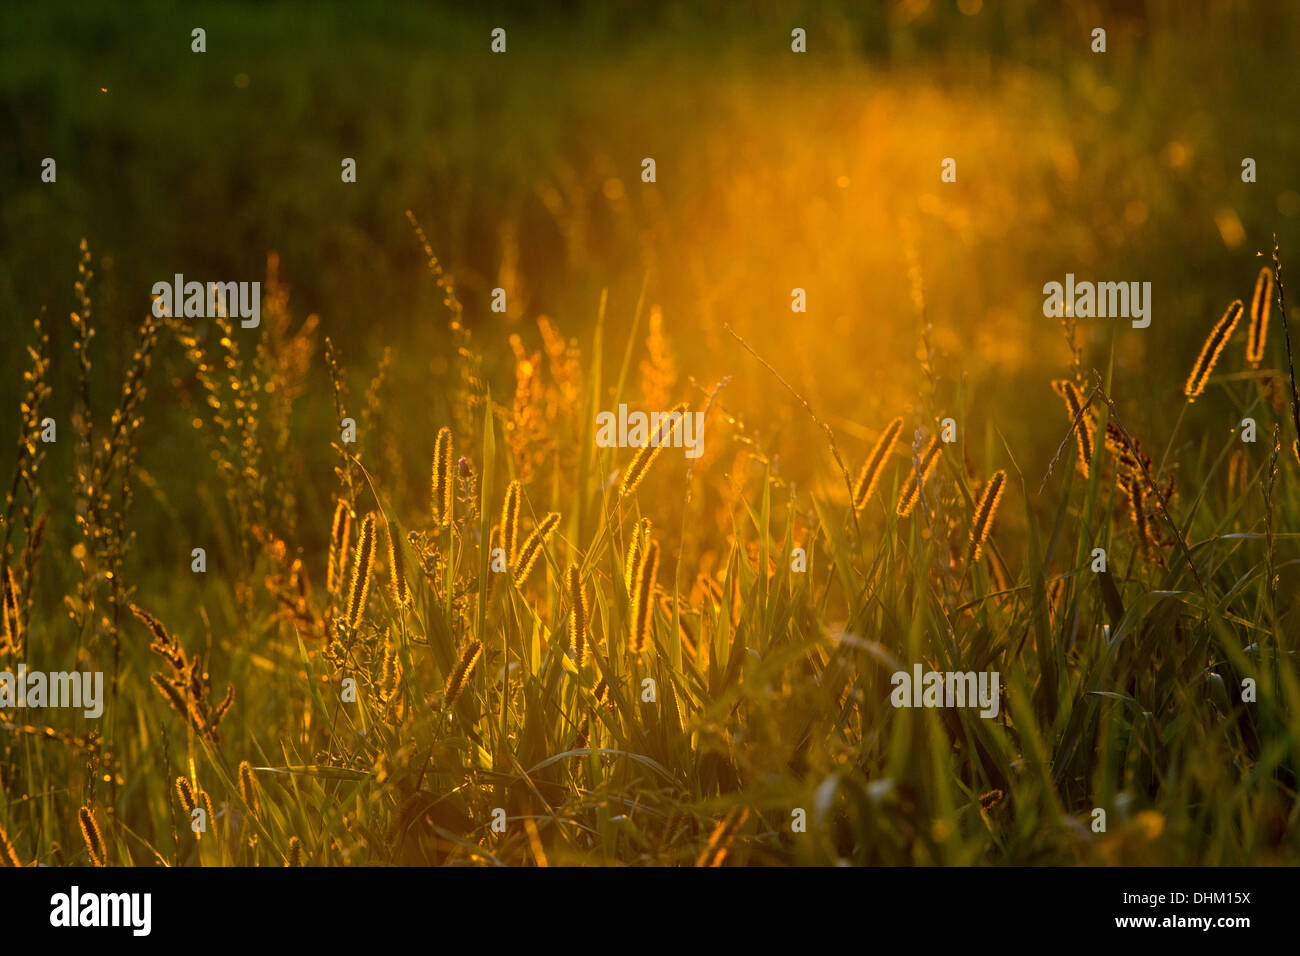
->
[[3, 0, 1300, 868]]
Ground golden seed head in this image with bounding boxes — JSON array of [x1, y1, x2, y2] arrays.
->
[[853, 417, 904, 510], [327, 499, 352, 595], [896, 436, 942, 517], [387, 520, 410, 607], [345, 512, 377, 628], [198, 790, 216, 839], [513, 512, 560, 583], [567, 563, 589, 666], [238, 760, 260, 817], [969, 470, 1006, 562], [0, 826, 21, 867], [624, 518, 651, 592], [1184, 300, 1243, 402], [444, 640, 484, 708], [176, 776, 197, 814], [1247, 266, 1274, 367], [1, 566, 21, 653], [501, 481, 522, 564], [1051, 379, 1094, 476], [78, 806, 105, 867], [432, 427, 454, 525], [620, 403, 688, 497], [628, 539, 660, 656]]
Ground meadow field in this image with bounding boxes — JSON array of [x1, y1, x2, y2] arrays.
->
[[2, 0, 1300, 867]]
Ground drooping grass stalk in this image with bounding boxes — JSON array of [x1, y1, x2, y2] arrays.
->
[[1090, 371, 1206, 596], [1271, 237, 1300, 463]]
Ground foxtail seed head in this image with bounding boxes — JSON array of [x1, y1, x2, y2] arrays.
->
[[501, 481, 522, 565], [969, 470, 1006, 562], [432, 426, 454, 525], [444, 640, 484, 708], [345, 512, 377, 628], [1051, 379, 1094, 476], [176, 776, 197, 815], [327, 499, 352, 596], [624, 517, 651, 592], [853, 417, 904, 510], [567, 563, 589, 666], [1184, 300, 1243, 402], [620, 403, 688, 497], [0, 826, 21, 867], [238, 760, 260, 817], [513, 512, 560, 582], [387, 520, 410, 607], [0, 566, 20, 655], [628, 539, 660, 655], [78, 806, 105, 867], [896, 436, 942, 517], [198, 790, 216, 839], [1247, 266, 1274, 367]]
